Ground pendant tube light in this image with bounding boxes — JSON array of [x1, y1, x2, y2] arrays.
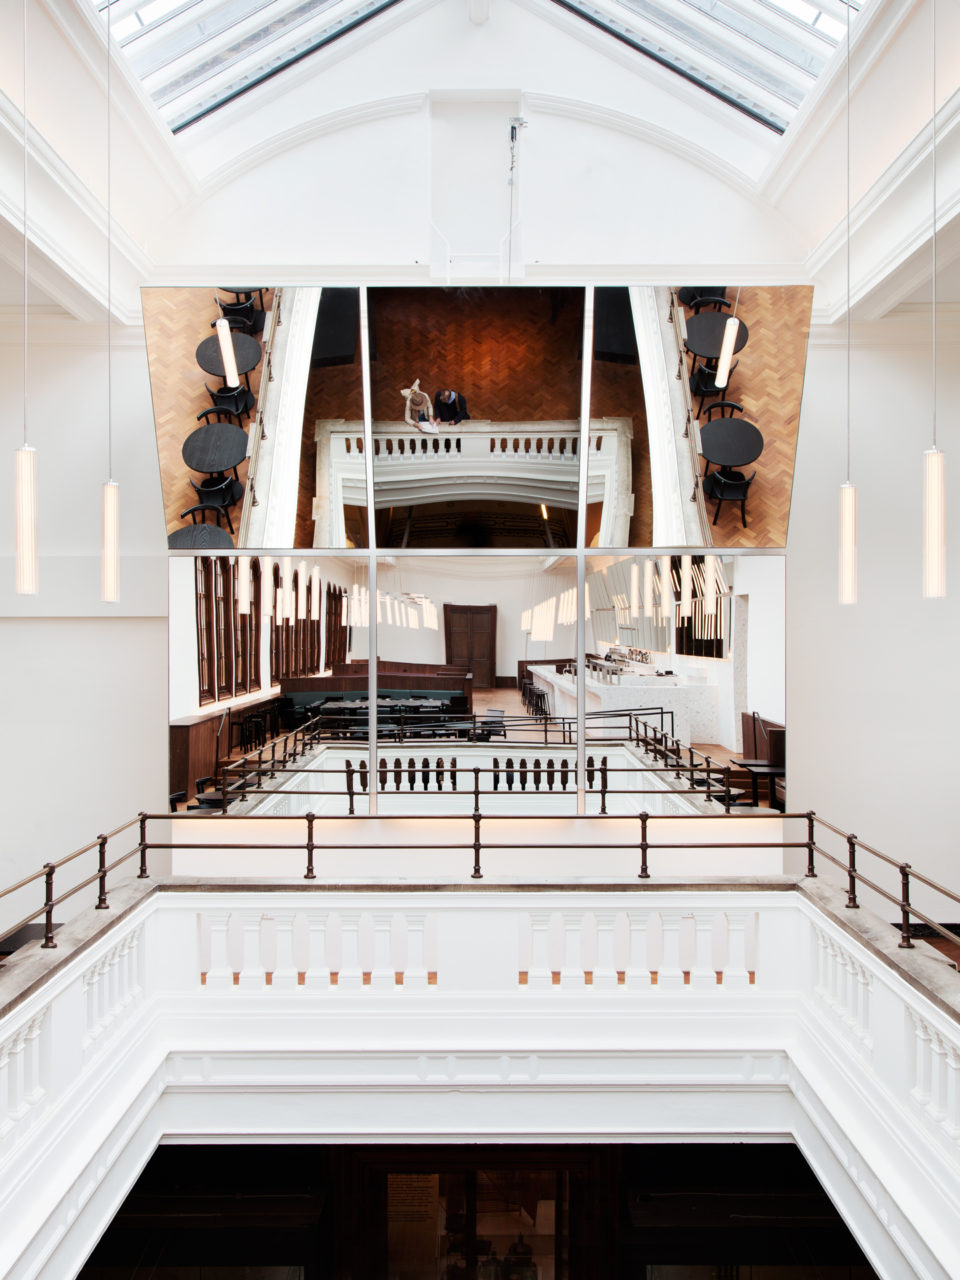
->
[[583, 579, 591, 619], [714, 316, 739, 391], [630, 560, 640, 618], [216, 317, 241, 389], [100, 0, 119, 602], [297, 560, 307, 620], [923, 0, 946, 597], [838, 0, 857, 605], [15, 0, 37, 595], [310, 566, 321, 621], [922, 448, 946, 597], [643, 558, 655, 618], [659, 555, 673, 623], [703, 554, 718, 614], [237, 556, 251, 614], [15, 445, 38, 594], [679, 554, 693, 619]]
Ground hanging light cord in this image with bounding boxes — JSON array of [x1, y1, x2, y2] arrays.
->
[[931, 0, 938, 451], [845, 0, 852, 484], [106, 0, 113, 483], [22, 0, 27, 449]]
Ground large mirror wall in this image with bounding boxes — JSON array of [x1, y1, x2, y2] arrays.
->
[[168, 552, 784, 814], [147, 285, 812, 553]]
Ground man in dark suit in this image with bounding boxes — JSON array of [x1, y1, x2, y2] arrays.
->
[[434, 389, 470, 424]]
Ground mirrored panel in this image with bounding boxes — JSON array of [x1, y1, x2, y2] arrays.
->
[[374, 554, 578, 810], [588, 286, 813, 548], [369, 287, 584, 548], [144, 286, 367, 550], [168, 554, 371, 814], [584, 555, 785, 809]]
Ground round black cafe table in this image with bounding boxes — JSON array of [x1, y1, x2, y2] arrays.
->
[[182, 422, 248, 476], [167, 523, 234, 549], [195, 330, 262, 381], [699, 417, 764, 471], [685, 312, 750, 361]]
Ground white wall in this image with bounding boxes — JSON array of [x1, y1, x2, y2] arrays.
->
[[376, 559, 576, 677], [732, 555, 786, 725], [788, 316, 959, 898]]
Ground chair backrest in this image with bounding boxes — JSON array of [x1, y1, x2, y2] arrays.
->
[[704, 400, 743, 420], [192, 475, 234, 500], [180, 503, 225, 526], [691, 295, 731, 313], [715, 470, 757, 496]]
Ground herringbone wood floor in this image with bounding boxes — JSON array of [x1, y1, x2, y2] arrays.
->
[[143, 287, 270, 544], [687, 285, 813, 548]]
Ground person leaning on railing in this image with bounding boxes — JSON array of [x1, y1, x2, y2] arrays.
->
[[433, 388, 470, 424]]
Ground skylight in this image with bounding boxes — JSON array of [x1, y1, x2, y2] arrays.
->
[[555, 0, 862, 130], [97, 0, 404, 132], [96, 0, 861, 134]]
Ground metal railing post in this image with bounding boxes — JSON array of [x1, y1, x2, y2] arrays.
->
[[345, 761, 355, 816], [96, 834, 109, 909], [639, 811, 650, 879], [270, 741, 277, 779], [137, 812, 150, 879], [304, 812, 316, 880], [600, 757, 608, 815], [472, 767, 483, 879], [704, 755, 713, 803], [845, 834, 859, 909], [723, 768, 731, 815], [805, 811, 817, 877], [41, 863, 56, 948], [899, 864, 914, 948]]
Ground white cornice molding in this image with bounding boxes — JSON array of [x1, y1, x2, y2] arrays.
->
[[196, 94, 427, 194], [759, 0, 916, 204], [0, 91, 152, 324], [805, 87, 960, 322], [40, 0, 198, 203]]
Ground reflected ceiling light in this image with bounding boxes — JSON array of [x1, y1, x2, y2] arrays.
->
[[297, 560, 307, 620], [923, 0, 946, 598], [215, 317, 241, 389], [540, 503, 548, 519], [282, 556, 293, 621], [679, 554, 693, 618], [643, 558, 655, 618], [659, 555, 673, 622], [714, 289, 741, 391], [100, 0, 119, 603], [630, 561, 640, 618], [341, 591, 348, 626], [584, 580, 591, 619], [703, 555, 718, 613], [237, 556, 251, 614], [839, 0, 857, 605], [15, 0, 37, 596], [310, 566, 320, 621], [408, 603, 420, 630]]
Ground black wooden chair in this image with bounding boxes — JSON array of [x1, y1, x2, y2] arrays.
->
[[196, 405, 245, 426], [179, 503, 228, 528], [703, 470, 757, 526], [189, 476, 242, 533], [690, 360, 738, 416], [206, 381, 255, 421]]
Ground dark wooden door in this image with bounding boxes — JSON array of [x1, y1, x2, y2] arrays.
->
[[444, 604, 497, 688]]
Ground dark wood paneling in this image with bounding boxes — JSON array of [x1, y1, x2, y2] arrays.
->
[[443, 604, 497, 689]]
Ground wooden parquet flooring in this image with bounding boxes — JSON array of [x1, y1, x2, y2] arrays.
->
[[143, 286, 271, 545], [369, 286, 584, 422], [296, 354, 365, 547], [687, 285, 813, 548]]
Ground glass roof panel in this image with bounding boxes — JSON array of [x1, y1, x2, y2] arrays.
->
[[94, 0, 863, 134]]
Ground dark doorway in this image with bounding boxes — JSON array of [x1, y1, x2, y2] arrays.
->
[[77, 1143, 879, 1279], [444, 603, 497, 688]]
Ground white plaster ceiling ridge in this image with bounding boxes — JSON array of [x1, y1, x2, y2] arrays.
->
[[40, 0, 198, 203], [512, 0, 782, 150], [194, 94, 427, 194], [758, 0, 917, 204]]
